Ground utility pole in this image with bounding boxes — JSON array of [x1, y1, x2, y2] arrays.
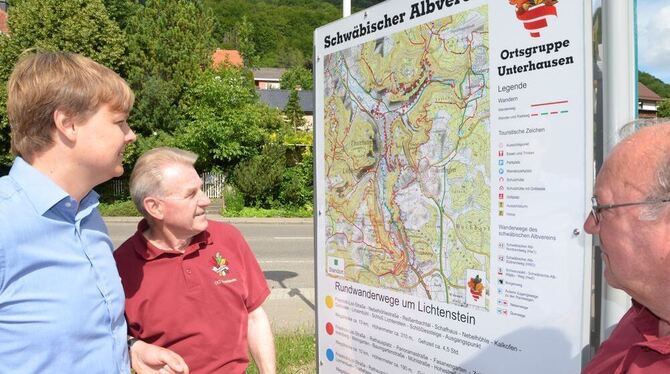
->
[[343, 0, 351, 17], [599, 0, 636, 342]]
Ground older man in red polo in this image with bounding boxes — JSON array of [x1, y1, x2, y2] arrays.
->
[[582, 123, 670, 373], [114, 147, 275, 373]]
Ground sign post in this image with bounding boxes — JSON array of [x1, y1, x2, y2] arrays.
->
[[314, 1, 593, 372]]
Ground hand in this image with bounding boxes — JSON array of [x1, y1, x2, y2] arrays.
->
[[130, 340, 189, 374]]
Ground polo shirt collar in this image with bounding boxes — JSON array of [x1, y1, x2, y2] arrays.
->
[[8, 156, 96, 216], [133, 219, 211, 260], [631, 300, 670, 354]]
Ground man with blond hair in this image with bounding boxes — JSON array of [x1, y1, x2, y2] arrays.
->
[[0, 51, 188, 373], [114, 147, 276, 373], [583, 122, 670, 372]]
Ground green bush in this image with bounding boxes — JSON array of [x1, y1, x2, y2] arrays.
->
[[98, 200, 140, 216], [279, 150, 313, 207], [221, 206, 312, 218], [232, 144, 286, 207], [222, 185, 245, 214]]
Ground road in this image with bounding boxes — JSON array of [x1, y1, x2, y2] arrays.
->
[[105, 216, 316, 333]]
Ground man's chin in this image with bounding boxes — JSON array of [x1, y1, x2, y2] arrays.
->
[[603, 269, 622, 290]]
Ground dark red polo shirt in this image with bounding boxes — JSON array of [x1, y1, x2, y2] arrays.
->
[[583, 300, 670, 373], [114, 220, 270, 373]]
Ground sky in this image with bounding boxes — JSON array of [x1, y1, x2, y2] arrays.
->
[[637, 0, 670, 83]]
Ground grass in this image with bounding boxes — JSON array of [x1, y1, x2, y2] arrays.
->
[[247, 331, 316, 374], [222, 206, 313, 218], [98, 200, 140, 216], [98, 199, 313, 218]]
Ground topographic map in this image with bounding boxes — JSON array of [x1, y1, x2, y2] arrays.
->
[[324, 6, 490, 308]]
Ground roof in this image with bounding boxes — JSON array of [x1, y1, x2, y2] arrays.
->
[[252, 68, 287, 81], [256, 89, 314, 113], [212, 49, 243, 68], [638, 82, 662, 101], [0, 9, 8, 34]]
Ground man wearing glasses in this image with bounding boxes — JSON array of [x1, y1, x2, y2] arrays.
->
[[114, 147, 276, 373], [582, 124, 670, 373]]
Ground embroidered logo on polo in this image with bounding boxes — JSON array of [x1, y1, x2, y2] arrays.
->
[[210, 252, 230, 277]]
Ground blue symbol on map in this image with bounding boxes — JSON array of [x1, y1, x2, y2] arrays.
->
[[326, 348, 335, 362]]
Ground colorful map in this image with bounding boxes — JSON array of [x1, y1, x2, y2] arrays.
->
[[324, 6, 490, 307]]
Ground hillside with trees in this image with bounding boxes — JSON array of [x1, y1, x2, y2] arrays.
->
[[639, 71, 670, 98], [639, 71, 670, 118], [203, 0, 385, 68], [3, 0, 387, 213]]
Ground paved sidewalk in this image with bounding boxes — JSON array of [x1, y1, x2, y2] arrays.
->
[[266, 287, 316, 334], [103, 215, 312, 224]]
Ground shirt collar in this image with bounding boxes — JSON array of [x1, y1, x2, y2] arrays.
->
[[631, 300, 670, 354], [9, 157, 100, 216], [9, 157, 69, 215], [132, 219, 211, 261]]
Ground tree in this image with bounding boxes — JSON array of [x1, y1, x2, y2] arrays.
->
[[284, 89, 306, 132], [204, 0, 340, 67], [0, 0, 126, 163], [235, 16, 259, 68], [232, 143, 286, 207], [280, 66, 313, 90], [102, 0, 140, 29], [657, 99, 670, 118], [123, 0, 215, 135], [639, 71, 670, 98], [176, 67, 284, 171]]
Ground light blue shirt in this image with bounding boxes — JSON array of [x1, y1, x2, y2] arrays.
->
[[0, 157, 129, 373]]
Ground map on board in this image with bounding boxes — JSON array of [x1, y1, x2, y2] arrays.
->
[[324, 6, 490, 308]]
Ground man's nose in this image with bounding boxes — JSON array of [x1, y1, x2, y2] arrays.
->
[[125, 128, 137, 143], [198, 191, 211, 207], [583, 212, 598, 234]]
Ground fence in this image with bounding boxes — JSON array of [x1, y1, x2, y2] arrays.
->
[[201, 172, 225, 199], [105, 171, 225, 200]]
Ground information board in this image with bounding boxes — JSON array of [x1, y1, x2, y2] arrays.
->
[[314, 1, 592, 373]]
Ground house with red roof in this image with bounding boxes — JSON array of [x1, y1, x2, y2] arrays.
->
[[211, 49, 244, 68], [0, 1, 9, 35], [638, 82, 663, 118]]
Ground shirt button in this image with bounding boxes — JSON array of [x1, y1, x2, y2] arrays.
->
[[65, 202, 72, 208], [186, 269, 192, 275]]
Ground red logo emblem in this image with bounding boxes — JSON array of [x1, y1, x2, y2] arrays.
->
[[467, 275, 485, 301], [509, 0, 559, 38]]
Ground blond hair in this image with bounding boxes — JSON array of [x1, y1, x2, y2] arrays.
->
[[130, 147, 199, 216], [7, 51, 134, 159]]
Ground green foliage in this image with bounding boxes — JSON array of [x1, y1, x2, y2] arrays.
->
[[235, 16, 259, 68], [323, 0, 386, 11], [102, 0, 140, 29], [123, 0, 215, 135], [657, 99, 670, 118], [639, 71, 670, 98], [280, 66, 313, 90], [222, 206, 312, 218], [0, 0, 126, 161], [98, 200, 141, 216], [284, 89, 306, 131], [247, 331, 316, 373], [177, 67, 284, 170], [279, 150, 313, 207], [204, 0, 340, 67], [231, 144, 286, 207], [222, 185, 245, 214], [123, 130, 178, 171]]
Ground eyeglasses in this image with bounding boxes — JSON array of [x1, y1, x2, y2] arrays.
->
[[591, 196, 670, 224]]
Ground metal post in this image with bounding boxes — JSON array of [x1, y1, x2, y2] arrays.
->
[[343, 0, 351, 17], [599, 0, 636, 341]]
